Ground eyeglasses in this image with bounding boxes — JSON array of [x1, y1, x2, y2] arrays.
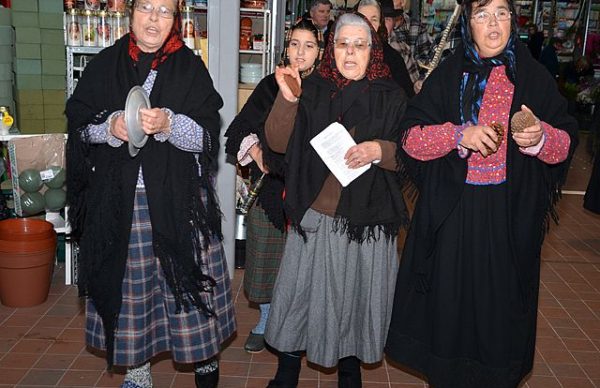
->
[[471, 8, 512, 24], [135, 2, 176, 19], [333, 38, 371, 51]]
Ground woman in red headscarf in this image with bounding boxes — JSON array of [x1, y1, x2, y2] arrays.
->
[[66, 1, 235, 387]]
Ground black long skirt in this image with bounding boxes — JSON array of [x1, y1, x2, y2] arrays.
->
[[386, 183, 538, 388], [584, 152, 600, 214]]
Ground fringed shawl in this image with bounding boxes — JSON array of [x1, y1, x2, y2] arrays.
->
[[283, 13, 410, 243], [397, 40, 578, 308], [65, 34, 224, 368]]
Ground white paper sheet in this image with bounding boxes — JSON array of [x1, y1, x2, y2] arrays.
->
[[309, 122, 371, 187]]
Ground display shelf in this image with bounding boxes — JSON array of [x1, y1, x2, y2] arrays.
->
[[66, 46, 104, 98]]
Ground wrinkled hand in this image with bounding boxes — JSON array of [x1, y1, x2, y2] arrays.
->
[[274, 64, 301, 103], [345, 141, 382, 169], [249, 143, 269, 174], [110, 113, 128, 141], [512, 105, 543, 148], [139, 108, 170, 135], [459, 124, 499, 157]]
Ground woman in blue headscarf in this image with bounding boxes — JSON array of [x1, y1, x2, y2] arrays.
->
[[385, 0, 578, 386]]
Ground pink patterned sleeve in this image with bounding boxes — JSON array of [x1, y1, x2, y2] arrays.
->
[[521, 122, 571, 164], [403, 122, 464, 161]]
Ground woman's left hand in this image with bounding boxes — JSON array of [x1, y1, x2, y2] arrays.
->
[[139, 108, 171, 135], [345, 141, 382, 169], [512, 105, 544, 148]]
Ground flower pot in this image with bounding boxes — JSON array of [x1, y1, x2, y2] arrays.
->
[[0, 218, 57, 307], [0, 218, 55, 240], [0, 248, 56, 307]]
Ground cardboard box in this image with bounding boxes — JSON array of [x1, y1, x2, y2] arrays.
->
[[14, 43, 41, 59], [13, 58, 41, 75], [38, 0, 64, 14], [15, 27, 41, 44], [42, 59, 65, 75], [38, 13, 63, 30], [16, 103, 44, 120], [40, 29, 65, 45], [15, 74, 42, 89], [15, 118, 44, 134], [0, 8, 12, 26], [15, 89, 44, 105], [12, 0, 38, 12], [42, 89, 65, 104], [0, 26, 14, 45], [0, 80, 12, 97], [43, 103, 65, 119], [11, 12, 39, 28], [0, 63, 12, 80], [0, 45, 13, 64], [44, 119, 67, 133], [42, 74, 65, 89], [40, 44, 65, 60]]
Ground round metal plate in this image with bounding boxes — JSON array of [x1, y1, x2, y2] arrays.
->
[[128, 142, 140, 158], [125, 85, 151, 149]]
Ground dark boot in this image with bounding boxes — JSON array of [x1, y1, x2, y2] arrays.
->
[[194, 358, 219, 388], [338, 356, 361, 388], [267, 351, 302, 388], [195, 368, 218, 388]]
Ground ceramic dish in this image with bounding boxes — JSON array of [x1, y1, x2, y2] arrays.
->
[[125, 86, 151, 154]]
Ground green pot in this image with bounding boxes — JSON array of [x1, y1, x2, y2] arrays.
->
[[20, 192, 45, 215], [44, 188, 66, 211], [45, 166, 66, 189], [18, 169, 42, 193]]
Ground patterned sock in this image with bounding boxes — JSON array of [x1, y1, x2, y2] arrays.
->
[[122, 362, 152, 388], [194, 358, 219, 375], [252, 303, 271, 335]]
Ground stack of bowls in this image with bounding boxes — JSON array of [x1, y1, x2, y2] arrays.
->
[[0, 219, 57, 307], [240, 63, 262, 84]]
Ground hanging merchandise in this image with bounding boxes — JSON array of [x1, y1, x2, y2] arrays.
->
[[82, 9, 98, 47], [181, 6, 196, 50], [107, 0, 126, 12], [84, 0, 101, 10], [240, 16, 252, 49], [97, 10, 112, 47], [112, 11, 128, 42], [66, 8, 82, 46]]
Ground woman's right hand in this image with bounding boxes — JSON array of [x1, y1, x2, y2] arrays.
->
[[110, 113, 128, 142], [459, 124, 499, 157], [274, 64, 301, 103]]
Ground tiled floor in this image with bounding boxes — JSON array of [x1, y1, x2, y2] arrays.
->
[[0, 140, 598, 387]]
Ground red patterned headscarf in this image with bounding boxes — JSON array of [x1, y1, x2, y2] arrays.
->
[[318, 12, 391, 90], [128, 0, 184, 69]]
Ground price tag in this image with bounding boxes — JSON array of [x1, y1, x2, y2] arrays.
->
[[40, 168, 56, 182]]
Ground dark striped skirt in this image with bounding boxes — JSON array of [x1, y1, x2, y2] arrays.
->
[[243, 204, 286, 303], [86, 188, 236, 367]]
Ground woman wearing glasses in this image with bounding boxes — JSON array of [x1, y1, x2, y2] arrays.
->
[[224, 18, 323, 354], [385, 0, 577, 386], [66, 1, 235, 387], [263, 12, 409, 387]]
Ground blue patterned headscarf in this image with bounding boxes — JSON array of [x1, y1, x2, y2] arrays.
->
[[459, 1, 518, 124]]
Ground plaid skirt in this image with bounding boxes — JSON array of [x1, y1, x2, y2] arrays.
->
[[86, 188, 236, 367], [243, 204, 286, 303]]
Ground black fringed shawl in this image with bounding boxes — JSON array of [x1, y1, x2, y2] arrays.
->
[[283, 14, 410, 242], [65, 34, 224, 367], [224, 75, 287, 231], [397, 41, 578, 307]]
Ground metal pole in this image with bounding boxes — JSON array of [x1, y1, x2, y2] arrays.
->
[[208, 0, 239, 278]]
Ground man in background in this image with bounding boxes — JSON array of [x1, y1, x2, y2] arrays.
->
[[308, 0, 333, 42]]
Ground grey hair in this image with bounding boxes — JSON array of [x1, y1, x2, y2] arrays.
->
[[357, 0, 381, 10], [310, 0, 332, 11], [333, 13, 372, 45]]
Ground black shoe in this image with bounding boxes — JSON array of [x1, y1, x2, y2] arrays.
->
[[195, 369, 219, 388], [266, 379, 296, 388], [244, 332, 265, 353]]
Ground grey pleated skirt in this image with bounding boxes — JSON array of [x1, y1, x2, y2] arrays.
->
[[265, 208, 399, 368]]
